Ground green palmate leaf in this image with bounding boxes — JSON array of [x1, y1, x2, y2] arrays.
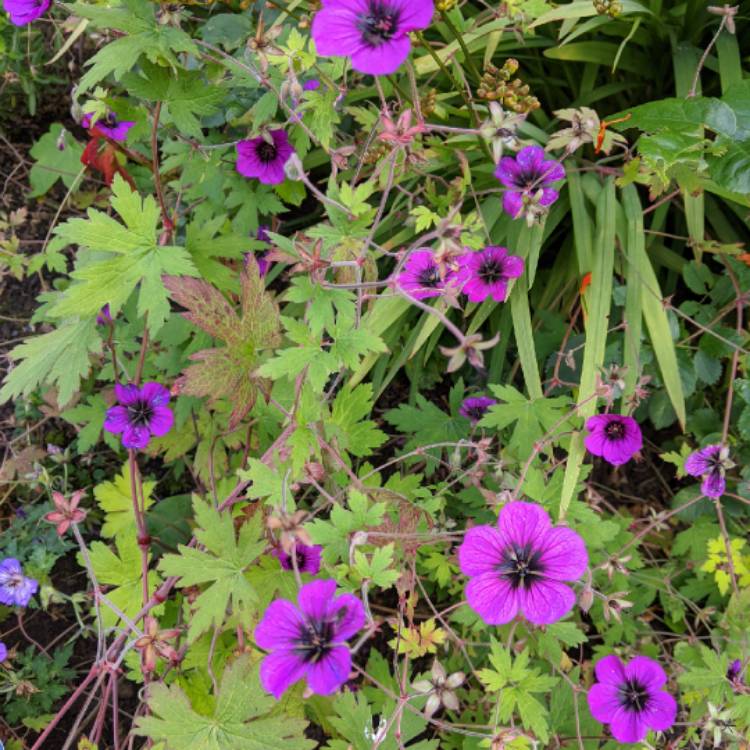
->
[[50, 175, 198, 334], [481, 384, 572, 461], [84, 532, 162, 628], [158, 496, 265, 642], [327, 384, 387, 459], [0, 318, 102, 408], [71, 0, 198, 93], [94, 464, 156, 539], [308, 489, 386, 564], [384, 390, 466, 474], [239, 458, 286, 506], [122, 63, 225, 139], [28, 124, 84, 198], [135, 655, 315, 750], [164, 263, 281, 427]]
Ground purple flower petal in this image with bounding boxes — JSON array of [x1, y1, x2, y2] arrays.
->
[[594, 654, 627, 685], [458, 526, 506, 576], [255, 599, 306, 650], [3, 0, 50, 25], [114, 383, 140, 406], [497, 501, 551, 549], [587, 682, 623, 725], [538, 526, 589, 581], [518, 579, 576, 625], [609, 707, 649, 743], [626, 655, 667, 690], [515, 145, 545, 173], [330, 593, 366, 641], [121, 425, 151, 450], [350, 35, 412, 76], [306, 645, 352, 694], [702, 472, 725, 499], [104, 405, 130, 434], [148, 406, 174, 437], [495, 157, 520, 187], [298, 579, 338, 621], [140, 382, 170, 407], [0, 642, 7, 661], [539, 187, 560, 206], [643, 691, 678, 731], [685, 445, 720, 477], [502, 191, 523, 218], [259, 650, 308, 699], [465, 572, 520, 625]]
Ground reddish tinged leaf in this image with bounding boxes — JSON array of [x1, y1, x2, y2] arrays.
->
[[164, 264, 281, 427], [80, 135, 135, 188]]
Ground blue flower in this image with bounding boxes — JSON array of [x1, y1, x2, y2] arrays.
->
[[0, 558, 38, 608]]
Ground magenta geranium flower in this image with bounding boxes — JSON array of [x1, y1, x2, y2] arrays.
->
[[0, 558, 38, 608], [311, 0, 434, 76], [2, 0, 50, 25], [459, 396, 496, 423], [584, 414, 642, 466], [495, 146, 565, 220], [397, 249, 456, 299], [587, 655, 677, 743], [456, 246, 524, 303], [236, 129, 294, 185], [82, 112, 135, 143], [685, 444, 732, 499], [104, 382, 174, 450], [458, 501, 588, 626], [255, 579, 365, 698], [273, 543, 323, 575]]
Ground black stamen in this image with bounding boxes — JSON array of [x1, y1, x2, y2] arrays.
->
[[358, 1, 400, 46], [619, 679, 650, 713], [417, 266, 441, 288], [498, 543, 545, 590], [256, 141, 278, 163], [127, 399, 154, 427], [605, 421, 625, 440], [478, 260, 504, 284], [296, 619, 335, 663]]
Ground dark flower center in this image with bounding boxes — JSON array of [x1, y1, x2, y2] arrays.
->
[[358, 1, 400, 46], [478, 259, 505, 284], [297, 619, 335, 663], [604, 421, 625, 440], [618, 678, 650, 713], [417, 265, 441, 288], [127, 399, 154, 427], [466, 405, 487, 421], [8, 574, 24, 590], [104, 112, 118, 127], [256, 141, 278, 163], [498, 543, 545, 589]]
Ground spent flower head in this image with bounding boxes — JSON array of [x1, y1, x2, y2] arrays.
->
[[412, 660, 465, 718], [44, 490, 87, 536]]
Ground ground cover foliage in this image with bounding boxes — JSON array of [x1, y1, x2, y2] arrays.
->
[[0, 0, 750, 748]]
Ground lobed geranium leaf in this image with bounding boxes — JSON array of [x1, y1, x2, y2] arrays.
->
[[135, 655, 315, 750], [164, 262, 281, 427], [158, 496, 265, 642]]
